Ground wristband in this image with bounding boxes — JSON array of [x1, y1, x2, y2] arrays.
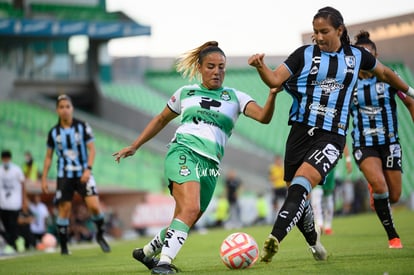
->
[[346, 156, 351, 162], [407, 86, 414, 98], [87, 166, 92, 170]]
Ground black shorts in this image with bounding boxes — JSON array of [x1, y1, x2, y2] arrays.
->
[[353, 143, 402, 171], [284, 123, 346, 183], [55, 175, 99, 203]]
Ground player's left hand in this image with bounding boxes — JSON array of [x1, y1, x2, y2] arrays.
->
[[80, 169, 91, 184]]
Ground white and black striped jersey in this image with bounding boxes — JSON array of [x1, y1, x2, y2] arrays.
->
[[282, 44, 376, 136], [351, 76, 400, 147], [46, 118, 94, 178]]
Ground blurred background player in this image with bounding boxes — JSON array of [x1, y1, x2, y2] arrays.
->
[[113, 41, 281, 274], [22, 151, 40, 184], [268, 154, 286, 216], [29, 194, 50, 246], [0, 150, 27, 253], [351, 30, 414, 249], [41, 94, 110, 255], [224, 170, 242, 229]]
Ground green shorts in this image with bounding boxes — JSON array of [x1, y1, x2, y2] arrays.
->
[[164, 142, 219, 212], [322, 167, 336, 195]]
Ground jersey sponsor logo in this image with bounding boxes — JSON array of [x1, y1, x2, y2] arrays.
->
[[192, 116, 223, 129], [310, 65, 319, 75], [359, 106, 383, 120], [362, 127, 385, 136], [64, 164, 82, 171], [322, 144, 340, 164], [312, 56, 321, 64], [337, 123, 346, 130], [64, 149, 78, 161], [199, 97, 221, 110], [179, 165, 191, 177], [309, 103, 337, 118], [195, 162, 220, 178], [312, 78, 344, 95]]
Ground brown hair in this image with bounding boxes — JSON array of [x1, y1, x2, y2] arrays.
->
[[56, 94, 72, 107], [175, 41, 226, 81], [354, 30, 377, 53], [313, 6, 350, 45]]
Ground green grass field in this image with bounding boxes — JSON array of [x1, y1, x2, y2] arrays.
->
[[1, 207, 413, 274]]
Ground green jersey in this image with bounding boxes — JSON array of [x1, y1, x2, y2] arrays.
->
[[167, 84, 254, 163]]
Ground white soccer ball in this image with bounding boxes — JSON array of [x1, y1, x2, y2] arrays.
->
[[220, 232, 259, 269], [37, 233, 57, 252]]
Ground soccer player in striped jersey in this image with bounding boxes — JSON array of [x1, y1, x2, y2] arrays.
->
[[41, 94, 110, 255], [351, 31, 414, 249], [113, 41, 282, 274], [248, 6, 414, 263]]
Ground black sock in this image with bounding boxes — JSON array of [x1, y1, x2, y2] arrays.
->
[[373, 197, 399, 240], [57, 225, 68, 250], [94, 218, 105, 236], [296, 203, 317, 246], [271, 184, 308, 242]]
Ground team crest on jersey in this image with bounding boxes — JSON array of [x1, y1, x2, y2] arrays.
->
[[375, 83, 385, 95], [179, 165, 191, 176], [354, 149, 362, 161], [345, 56, 356, 68], [220, 91, 231, 101]]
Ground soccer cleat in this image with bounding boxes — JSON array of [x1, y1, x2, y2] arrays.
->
[[323, 228, 333, 235], [309, 229, 328, 261], [260, 234, 279, 263], [132, 248, 159, 270], [61, 247, 71, 255], [96, 235, 111, 253], [151, 263, 180, 274], [388, 238, 403, 249]]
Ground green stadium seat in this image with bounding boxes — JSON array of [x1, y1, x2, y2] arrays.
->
[[0, 100, 164, 192]]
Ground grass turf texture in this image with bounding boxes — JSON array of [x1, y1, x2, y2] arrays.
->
[[1, 207, 413, 274]]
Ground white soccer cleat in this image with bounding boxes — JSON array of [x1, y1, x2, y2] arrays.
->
[[309, 229, 328, 261]]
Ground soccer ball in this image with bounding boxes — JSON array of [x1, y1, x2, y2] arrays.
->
[[220, 232, 259, 269], [36, 233, 57, 252]]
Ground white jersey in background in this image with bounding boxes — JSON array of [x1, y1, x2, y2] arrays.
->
[[0, 163, 25, 210]]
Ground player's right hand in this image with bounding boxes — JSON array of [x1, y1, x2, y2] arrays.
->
[[112, 146, 137, 163]]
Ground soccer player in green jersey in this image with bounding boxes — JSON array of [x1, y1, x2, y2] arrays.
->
[[113, 41, 282, 274]]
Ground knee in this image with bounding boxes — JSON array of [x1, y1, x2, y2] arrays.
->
[[389, 192, 401, 204], [177, 204, 200, 225]]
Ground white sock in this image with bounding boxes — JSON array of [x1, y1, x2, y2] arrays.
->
[[143, 227, 167, 257], [159, 219, 189, 264]]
